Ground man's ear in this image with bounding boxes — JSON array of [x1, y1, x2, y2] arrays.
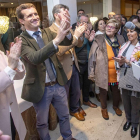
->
[[54, 13, 58, 20], [18, 19, 24, 25]]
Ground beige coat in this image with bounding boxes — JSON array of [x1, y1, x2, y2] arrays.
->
[[49, 23, 83, 80], [88, 34, 125, 90], [0, 50, 26, 140]]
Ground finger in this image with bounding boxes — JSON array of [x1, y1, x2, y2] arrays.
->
[[6, 51, 10, 56], [63, 13, 70, 22], [10, 42, 14, 49], [14, 37, 19, 43], [65, 9, 70, 17], [65, 26, 72, 33]]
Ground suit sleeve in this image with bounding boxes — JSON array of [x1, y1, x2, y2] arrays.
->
[[21, 37, 58, 65], [57, 36, 84, 56]]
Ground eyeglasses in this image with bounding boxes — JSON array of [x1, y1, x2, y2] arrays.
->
[[106, 25, 116, 30]]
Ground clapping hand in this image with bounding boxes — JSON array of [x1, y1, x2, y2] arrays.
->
[[8, 37, 22, 70], [53, 10, 71, 46], [74, 23, 87, 38], [88, 30, 95, 42], [85, 29, 95, 42]]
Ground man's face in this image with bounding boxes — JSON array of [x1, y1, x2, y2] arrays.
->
[[79, 16, 89, 25], [114, 15, 122, 23], [19, 7, 40, 31], [78, 10, 84, 16]]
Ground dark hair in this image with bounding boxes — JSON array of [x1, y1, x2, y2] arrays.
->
[[52, 4, 69, 19], [122, 15, 127, 22], [94, 19, 105, 32], [78, 9, 85, 14], [103, 17, 109, 24], [129, 15, 139, 22], [16, 3, 36, 19], [136, 9, 140, 14]]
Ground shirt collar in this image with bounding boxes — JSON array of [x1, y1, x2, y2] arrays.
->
[[54, 22, 60, 28], [26, 28, 41, 37]]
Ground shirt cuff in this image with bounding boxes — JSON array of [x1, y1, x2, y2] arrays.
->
[[52, 41, 58, 49], [73, 35, 78, 40], [4, 66, 16, 81], [17, 60, 23, 71]]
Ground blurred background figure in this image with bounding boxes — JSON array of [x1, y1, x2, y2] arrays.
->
[[72, 9, 85, 30], [136, 9, 140, 19], [129, 15, 139, 24], [103, 17, 109, 24], [122, 15, 127, 26], [42, 15, 49, 29], [108, 12, 116, 19], [94, 19, 106, 36]]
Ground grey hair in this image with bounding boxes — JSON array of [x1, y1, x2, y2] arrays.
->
[[77, 14, 89, 23]]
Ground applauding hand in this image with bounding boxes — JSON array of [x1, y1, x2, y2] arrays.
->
[[88, 30, 95, 42], [53, 11, 71, 46], [74, 23, 87, 38], [8, 37, 22, 70]]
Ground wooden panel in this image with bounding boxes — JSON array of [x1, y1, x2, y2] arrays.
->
[[133, 4, 139, 14], [125, 3, 132, 16]]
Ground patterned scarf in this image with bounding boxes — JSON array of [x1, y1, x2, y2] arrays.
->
[[105, 34, 120, 57]]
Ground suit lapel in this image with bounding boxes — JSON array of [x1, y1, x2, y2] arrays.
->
[[22, 31, 40, 51]]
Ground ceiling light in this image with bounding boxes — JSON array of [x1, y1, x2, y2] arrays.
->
[[11, 3, 13, 5]]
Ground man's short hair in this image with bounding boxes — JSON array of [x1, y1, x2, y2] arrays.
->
[[78, 9, 85, 14], [77, 14, 88, 23], [52, 4, 69, 19], [16, 3, 36, 19]]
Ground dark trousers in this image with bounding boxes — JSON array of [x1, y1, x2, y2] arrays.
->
[[10, 113, 16, 140], [99, 85, 121, 109], [33, 84, 72, 140], [122, 89, 140, 128], [79, 62, 90, 102], [65, 64, 81, 113]]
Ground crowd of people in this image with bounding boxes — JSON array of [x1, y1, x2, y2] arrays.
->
[[0, 3, 140, 140]]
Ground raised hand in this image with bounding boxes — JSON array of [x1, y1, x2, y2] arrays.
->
[[74, 23, 87, 38], [88, 30, 95, 42], [85, 29, 90, 39], [53, 16, 71, 46], [8, 37, 22, 70]]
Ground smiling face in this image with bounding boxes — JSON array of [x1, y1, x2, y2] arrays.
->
[[98, 20, 106, 32], [127, 29, 138, 42], [105, 23, 117, 37], [19, 7, 40, 31]]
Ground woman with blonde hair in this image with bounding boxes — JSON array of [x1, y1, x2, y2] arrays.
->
[[88, 19, 125, 120]]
